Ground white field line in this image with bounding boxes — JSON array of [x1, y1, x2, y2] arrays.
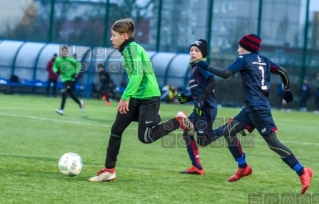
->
[[0, 107, 179, 116], [1, 112, 318, 146], [0, 112, 138, 130]]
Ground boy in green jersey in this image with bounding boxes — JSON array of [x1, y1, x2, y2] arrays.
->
[[89, 18, 194, 182], [53, 46, 84, 115]]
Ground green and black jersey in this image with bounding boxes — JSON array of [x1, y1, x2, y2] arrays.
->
[[53, 56, 81, 82], [119, 38, 161, 100]]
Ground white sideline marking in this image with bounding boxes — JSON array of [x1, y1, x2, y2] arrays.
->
[[1, 112, 318, 146], [0, 112, 136, 130], [0, 107, 177, 116]]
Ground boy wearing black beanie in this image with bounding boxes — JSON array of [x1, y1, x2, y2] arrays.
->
[[178, 39, 225, 175]]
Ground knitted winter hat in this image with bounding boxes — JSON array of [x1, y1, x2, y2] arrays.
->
[[189, 39, 208, 58], [239, 34, 261, 53]]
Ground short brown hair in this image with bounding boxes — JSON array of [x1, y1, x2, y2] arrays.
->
[[61, 45, 68, 50], [111, 18, 135, 37]]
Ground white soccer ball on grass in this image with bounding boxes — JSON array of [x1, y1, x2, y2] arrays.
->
[[58, 152, 83, 177]]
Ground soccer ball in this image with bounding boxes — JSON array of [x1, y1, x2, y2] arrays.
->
[[58, 152, 83, 177]]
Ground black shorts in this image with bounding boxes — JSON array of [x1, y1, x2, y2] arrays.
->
[[189, 106, 217, 134], [233, 107, 277, 136], [128, 97, 161, 126], [63, 81, 75, 91]]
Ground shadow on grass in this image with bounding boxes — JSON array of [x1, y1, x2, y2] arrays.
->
[[81, 115, 111, 123]]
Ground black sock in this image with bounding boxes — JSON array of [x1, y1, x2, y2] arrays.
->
[[60, 92, 67, 110], [68, 92, 81, 106], [105, 134, 122, 168]]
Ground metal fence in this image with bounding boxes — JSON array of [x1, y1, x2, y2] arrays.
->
[[0, 0, 318, 107]]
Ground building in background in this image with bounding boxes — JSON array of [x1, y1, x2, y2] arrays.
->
[[0, 0, 35, 38], [150, 0, 301, 53], [150, 0, 208, 52], [312, 12, 319, 49]]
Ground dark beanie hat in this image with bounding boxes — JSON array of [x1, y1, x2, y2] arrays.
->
[[189, 39, 208, 58], [239, 34, 261, 53]]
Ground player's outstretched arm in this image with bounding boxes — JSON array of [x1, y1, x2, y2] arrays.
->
[[206, 66, 233, 79], [273, 66, 294, 103], [196, 61, 233, 79], [273, 66, 290, 90]]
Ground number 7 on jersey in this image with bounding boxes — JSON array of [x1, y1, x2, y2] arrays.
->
[[258, 66, 268, 90]]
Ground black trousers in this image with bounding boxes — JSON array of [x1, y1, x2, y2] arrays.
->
[[46, 79, 57, 97], [104, 97, 180, 168], [60, 81, 81, 110]]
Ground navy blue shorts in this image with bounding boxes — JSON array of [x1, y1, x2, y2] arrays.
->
[[188, 107, 217, 135], [233, 107, 277, 136]]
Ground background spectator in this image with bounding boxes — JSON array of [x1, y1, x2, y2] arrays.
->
[[46, 53, 58, 97], [314, 73, 319, 114], [299, 77, 311, 112]]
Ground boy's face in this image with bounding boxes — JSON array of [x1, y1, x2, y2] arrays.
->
[[61, 48, 68, 57], [189, 46, 203, 61], [237, 45, 250, 55], [110, 30, 127, 49]]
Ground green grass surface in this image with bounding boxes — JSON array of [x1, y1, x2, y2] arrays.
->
[[0, 94, 318, 204]]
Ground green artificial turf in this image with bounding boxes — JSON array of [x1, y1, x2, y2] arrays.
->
[[0, 94, 318, 204]]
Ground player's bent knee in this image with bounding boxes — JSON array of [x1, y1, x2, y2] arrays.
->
[[222, 128, 235, 137], [222, 121, 241, 137], [138, 136, 153, 144]]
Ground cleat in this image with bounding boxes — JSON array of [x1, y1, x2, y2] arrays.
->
[[300, 168, 313, 194], [106, 101, 111, 106], [89, 168, 116, 182], [179, 166, 204, 175], [102, 95, 106, 100], [228, 165, 252, 182], [80, 100, 85, 112], [176, 111, 195, 136], [227, 118, 246, 136], [55, 109, 64, 115]]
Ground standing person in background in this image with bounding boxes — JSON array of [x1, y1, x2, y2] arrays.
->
[[98, 63, 112, 106], [46, 53, 58, 97], [314, 73, 319, 114], [53, 46, 84, 115], [299, 78, 311, 112]]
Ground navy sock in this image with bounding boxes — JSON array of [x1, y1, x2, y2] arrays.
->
[[282, 154, 304, 176]]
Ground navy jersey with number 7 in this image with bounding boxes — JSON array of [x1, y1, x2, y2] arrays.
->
[[228, 53, 280, 112]]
